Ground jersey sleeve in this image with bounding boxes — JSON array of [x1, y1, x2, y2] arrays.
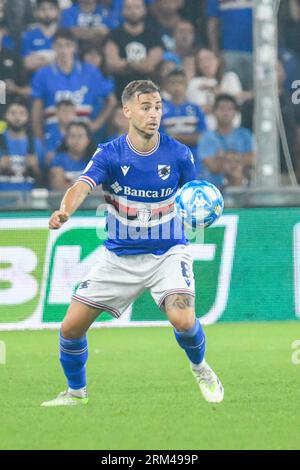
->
[[179, 146, 196, 187], [77, 146, 109, 190], [21, 32, 31, 57], [60, 7, 76, 28]]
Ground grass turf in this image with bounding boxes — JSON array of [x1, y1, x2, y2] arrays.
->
[[0, 322, 299, 450]]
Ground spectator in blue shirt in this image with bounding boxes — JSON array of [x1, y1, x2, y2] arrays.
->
[[0, 99, 44, 191], [44, 98, 77, 164], [80, 42, 117, 140], [60, 0, 122, 46], [31, 28, 116, 139], [198, 94, 254, 188], [160, 68, 207, 176], [206, 0, 253, 90], [22, 0, 60, 73], [49, 121, 96, 190], [0, 36, 31, 125]]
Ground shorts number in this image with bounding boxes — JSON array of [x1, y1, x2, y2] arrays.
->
[[181, 261, 190, 279]]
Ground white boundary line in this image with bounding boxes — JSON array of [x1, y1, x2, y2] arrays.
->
[[200, 215, 238, 325], [293, 223, 300, 318]]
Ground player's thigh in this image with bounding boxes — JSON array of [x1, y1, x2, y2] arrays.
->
[[149, 246, 196, 330], [164, 293, 196, 332], [61, 299, 104, 339]]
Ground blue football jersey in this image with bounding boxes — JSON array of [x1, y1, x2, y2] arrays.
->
[[0, 131, 44, 191], [31, 61, 114, 130], [44, 124, 64, 154], [60, 3, 121, 30], [206, 0, 253, 53], [51, 152, 88, 185], [78, 133, 196, 255], [21, 27, 54, 57]]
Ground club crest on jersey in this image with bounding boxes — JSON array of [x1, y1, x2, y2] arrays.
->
[[121, 165, 130, 176], [137, 208, 151, 224], [158, 165, 171, 180]]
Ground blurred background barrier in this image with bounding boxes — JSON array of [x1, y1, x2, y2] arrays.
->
[[0, 208, 299, 330]]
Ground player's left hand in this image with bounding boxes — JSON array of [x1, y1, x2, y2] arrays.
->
[[48, 210, 70, 230]]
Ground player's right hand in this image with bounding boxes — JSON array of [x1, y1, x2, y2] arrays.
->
[[48, 210, 70, 230]]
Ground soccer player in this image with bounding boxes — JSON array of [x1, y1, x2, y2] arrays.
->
[[41, 80, 224, 407], [31, 28, 116, 140]]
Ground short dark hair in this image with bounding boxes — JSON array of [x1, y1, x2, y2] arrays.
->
[[164, 68, 186, 82], [56, 99, 76, 108], [121, 80, 160, 105], [58, 121, 96, 159], [214, 93, 238, 110], [53, 28, 76, 44], [6, 97, 29, 112], [36, 0, 59, 7]]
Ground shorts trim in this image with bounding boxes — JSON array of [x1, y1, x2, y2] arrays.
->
[[158, 289, 195, 309], [72, 294, 121, 318]]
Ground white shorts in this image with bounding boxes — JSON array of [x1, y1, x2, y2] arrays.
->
[[72, 245, 195, 318]]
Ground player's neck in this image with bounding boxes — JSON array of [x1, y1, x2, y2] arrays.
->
[[80, 3, 96, 13], [124, 22, 144, 36], [127, 130, 159, 153], [7, 128, 27, 139], [40, 23, 58, 37], [217, 123, 233, 135], [70, 151, 84, 160], [56, 58, 74, 74]]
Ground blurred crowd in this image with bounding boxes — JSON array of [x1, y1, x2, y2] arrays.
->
[[0, 0, 300, 194]]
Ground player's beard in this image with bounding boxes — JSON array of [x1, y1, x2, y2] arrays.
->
[[124, 15, 146, 27], [133, 123, 156, 140], [7, 123, 28, 133], [39, 18, 58, 26]]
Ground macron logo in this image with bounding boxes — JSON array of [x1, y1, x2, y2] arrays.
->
[[121, 165, 130, 176]]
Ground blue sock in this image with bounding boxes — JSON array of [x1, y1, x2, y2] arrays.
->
[[174, 319, 206, 365], [59, 332, 88, 389]]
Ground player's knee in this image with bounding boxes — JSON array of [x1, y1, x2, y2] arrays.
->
[[172, 315, 196, 332], [61, 321, 84, 340]]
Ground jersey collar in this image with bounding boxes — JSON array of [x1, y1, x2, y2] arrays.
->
[[51, 60, 82, 76], [126, 133, 160, 156]]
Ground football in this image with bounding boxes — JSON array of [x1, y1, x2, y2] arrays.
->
[[175, 180, 224, 229]]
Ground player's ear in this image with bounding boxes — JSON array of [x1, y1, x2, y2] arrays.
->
[[123, 105, 131, 119]]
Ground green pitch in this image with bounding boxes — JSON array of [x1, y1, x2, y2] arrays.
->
[[0, 322, 299, 450]]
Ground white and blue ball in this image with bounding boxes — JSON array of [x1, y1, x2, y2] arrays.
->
[[175, 180, 224, 228]]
